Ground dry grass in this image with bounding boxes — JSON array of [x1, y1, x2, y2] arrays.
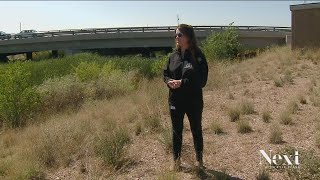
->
[[256, 169, 270, 180], [287, 149, 320, 179], [134, 121, 143, 136], [298, 93, 307, 104], [205, 61, 231, 90], [316, 123, 320, 149], [239, 99, 255, 115], [269, 123, 283, 144], [2, 46, 320, 179], [273, 77, 285, 87], [159, 128, 173, 153], [316, 132, 320, 149], [227, 106, 241, 122], [310, 85, 320, 107], [157, 170, 179, 180], [227, 91, 235, 100], [280, 110, 293, 125], [210, 121, 224, 134], [94, 126, 131, 169], [0, 76, 168, 179], [227, 99, 254, 122], [237, 119, 253, 134], [262, 110, 272, 123], [286, 100, 299, 114]]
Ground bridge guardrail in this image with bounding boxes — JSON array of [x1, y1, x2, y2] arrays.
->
[[5, 25, 292, 40]]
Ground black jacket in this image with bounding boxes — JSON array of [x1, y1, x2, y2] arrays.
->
[[163, 48, 208, 106]]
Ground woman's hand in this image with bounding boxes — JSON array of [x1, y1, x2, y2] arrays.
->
[[168, 79, 182, 89]]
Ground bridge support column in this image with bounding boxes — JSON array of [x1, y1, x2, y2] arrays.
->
[[52, 50, 59, 58], [142, 48, 151, 57], [64, 49, 82, 56], [0, 54, 9, 63], [26, 52, 32, 60]]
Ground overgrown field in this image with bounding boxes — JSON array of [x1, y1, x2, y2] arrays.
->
[[1, 27, 320, 179]]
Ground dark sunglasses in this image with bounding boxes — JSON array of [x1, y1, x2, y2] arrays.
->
[[175, 33, 183, 38]]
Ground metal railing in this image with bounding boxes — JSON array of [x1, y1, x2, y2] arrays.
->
[[7, 25, 291, 40]]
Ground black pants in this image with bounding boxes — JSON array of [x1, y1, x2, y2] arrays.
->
[[169, 99, 204, 161]]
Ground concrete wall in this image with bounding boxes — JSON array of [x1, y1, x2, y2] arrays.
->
[[0, 30, 290, 56], [291, 3, 320, 49]]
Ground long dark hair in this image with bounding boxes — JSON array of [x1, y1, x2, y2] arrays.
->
[[175, 24, 200, 60]]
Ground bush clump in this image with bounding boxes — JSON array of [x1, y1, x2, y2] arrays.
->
[[95, 126, 131, 169], [0, 62, 41, 128], [202, 22, 241, 61], [36, 75, 85, 112], [237, 119, 253, 133], [269, 123, 283, 144], [73, 61, 101, 82]]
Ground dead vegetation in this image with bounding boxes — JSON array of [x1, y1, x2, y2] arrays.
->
[[1, 46, 320, 179]]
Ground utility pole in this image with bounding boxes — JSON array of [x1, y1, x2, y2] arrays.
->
[[19, 22, 21, 32], [177, 14, 180, 25]]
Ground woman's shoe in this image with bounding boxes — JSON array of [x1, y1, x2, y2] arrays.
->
[[171, 158, 181, 171], [195, 159, 204, 170]]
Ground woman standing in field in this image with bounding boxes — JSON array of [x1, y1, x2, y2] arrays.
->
[[163, 24, 209, 171]]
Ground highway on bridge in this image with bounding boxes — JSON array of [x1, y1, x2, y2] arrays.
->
[[0, 25, 291, 59]]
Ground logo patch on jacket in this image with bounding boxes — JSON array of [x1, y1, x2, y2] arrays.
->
[[184, 63, 193, 69]]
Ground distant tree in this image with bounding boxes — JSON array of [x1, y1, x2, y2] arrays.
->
[[202, 22, 241, 61]]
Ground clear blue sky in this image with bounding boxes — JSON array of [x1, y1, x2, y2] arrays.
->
[[1, 1, 319, 33]]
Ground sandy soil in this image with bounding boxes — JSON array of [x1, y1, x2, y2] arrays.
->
[[46, 50, 320, 180]]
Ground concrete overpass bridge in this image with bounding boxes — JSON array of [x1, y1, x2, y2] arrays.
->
[[0, 25, 291, 60]]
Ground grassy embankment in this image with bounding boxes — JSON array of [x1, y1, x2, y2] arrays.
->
[[1, 27, 320, 179]]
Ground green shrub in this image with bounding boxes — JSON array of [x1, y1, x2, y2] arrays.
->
[[97, 70, 137, 98], [95, 127, 131, 169], [151, 54, 169, 76], [32, 51, 53, 61], [108, 56, 155, 78], [0, 62, 41, 128], [36, 75, 85, 112], [73, 61, 101, 82], [100, 60, 118, 77], [2, 53, 165, 87], [22, 53, 102, 86], [202, 22, 241, 61]]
